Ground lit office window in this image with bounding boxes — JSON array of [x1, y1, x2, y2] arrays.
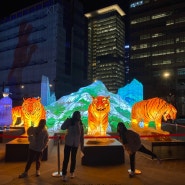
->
[[151, 33, 164, 38], [152, 12, 172, 19], [176, 17, 185, 24], [140, 34, 150, 40], [131, 16, 150, 24], [152, 49, 174, 56], [176, 48, 185, 53], [130, 0, 149, 8], [176, 36, 185, 43], [131, 52, 150, 59], [166, 20, 174, 26], [152, 60, 172, 66]]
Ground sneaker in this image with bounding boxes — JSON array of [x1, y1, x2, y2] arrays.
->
[[19, 172, 28, 178], [36, 170, 40, 176], [70, 172, 75, 178], [129, 171, 135, 178], [62, 175, 67, 182]]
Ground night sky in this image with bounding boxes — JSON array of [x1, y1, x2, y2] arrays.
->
[[0, 0, 128, 19], [0, 0, 129, 43]]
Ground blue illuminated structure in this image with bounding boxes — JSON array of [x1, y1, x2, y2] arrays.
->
[[0, 88, 12, 128]]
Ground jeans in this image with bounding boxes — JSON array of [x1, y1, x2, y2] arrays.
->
[[62, 145, 78, 175], [130, 144, 157, 172], [25, 149, 43, 172]]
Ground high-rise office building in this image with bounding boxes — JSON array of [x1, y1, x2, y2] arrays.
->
[[0, 0, 87, 106], [129, 0, 185, 117], [85, 5, 125, 93]]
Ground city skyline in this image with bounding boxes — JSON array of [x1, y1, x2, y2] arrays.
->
[[0, 0, 129, 43], [0, 0, 128, 19]]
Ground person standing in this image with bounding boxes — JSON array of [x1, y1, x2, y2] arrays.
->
[[19, 119, 49, 178], [117, 122, 161, 178], [61, 111, 84, 182]]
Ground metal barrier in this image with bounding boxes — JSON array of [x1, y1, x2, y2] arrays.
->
[[52, 134, 62, 177]]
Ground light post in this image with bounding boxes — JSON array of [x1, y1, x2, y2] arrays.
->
[[162, 71, 171, 102], [163, 71, 170, 91], [163, 71, 170, 79], [163, 71, 176, 106]]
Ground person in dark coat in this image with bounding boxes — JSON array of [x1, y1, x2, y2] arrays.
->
[[117, 122, 161, 177]]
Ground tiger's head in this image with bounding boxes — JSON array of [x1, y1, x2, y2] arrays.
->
[[90, 96, 110, 113], [163, 104, 177, 121], [22, 97, 42, 118]]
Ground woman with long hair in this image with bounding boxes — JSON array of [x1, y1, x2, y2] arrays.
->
[[61, 111, 84, 182], [117, 122, 161, 178]]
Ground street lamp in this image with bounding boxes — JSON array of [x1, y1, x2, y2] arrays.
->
[[163, 71, 175, 104], [163, 71, 170, 78], [163, 71, 170, 91]]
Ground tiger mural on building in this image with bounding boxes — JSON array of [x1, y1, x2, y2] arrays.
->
[[87, 96, 110, 136], [12, 97, 46, 132], [131, 97, 177, 131]]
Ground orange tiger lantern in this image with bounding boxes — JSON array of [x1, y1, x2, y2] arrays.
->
[[87, 96, 110, 136], [131, 97, 177, 131], [12, 97, 46, 132]]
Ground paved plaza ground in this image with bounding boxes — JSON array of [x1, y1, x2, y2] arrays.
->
[[0, 137, 185, 185]]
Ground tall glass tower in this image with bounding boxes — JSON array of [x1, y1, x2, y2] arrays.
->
[[85, 5, 126, 93]]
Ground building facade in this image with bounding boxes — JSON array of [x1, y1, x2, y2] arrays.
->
[[85, 5, 125, 93], [129, 0, 185, 117], [0, 0, 87, 106]]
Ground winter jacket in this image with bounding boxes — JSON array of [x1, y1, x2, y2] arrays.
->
[[61, 118, 84, 150], [121, 130, 141, 153], [27, 126, 49, 152]]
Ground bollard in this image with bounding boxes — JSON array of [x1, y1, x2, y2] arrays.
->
[[52, 134, 62, 177]]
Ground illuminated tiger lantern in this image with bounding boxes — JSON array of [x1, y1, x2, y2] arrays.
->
[[87, 96, 110, 136], [12, 97, 46, 132], [131, 97, 177, 131]]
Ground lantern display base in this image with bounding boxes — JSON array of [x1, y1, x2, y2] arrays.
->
[[5, 136, 54, 162], [81, 137, 124, 166], [142, 139, 185, 160], [0, 127, 25, 143]]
